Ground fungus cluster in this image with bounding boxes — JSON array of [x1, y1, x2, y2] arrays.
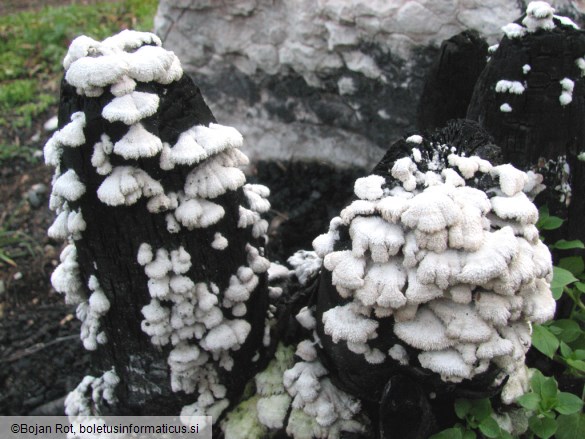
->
[[65, 369, 119, 417], [494, 2, 582, 115], [220, 343, 366, 439], [46, 29, 274, 419], [138, 241, 270, 405], [312, 134, 555, 403]]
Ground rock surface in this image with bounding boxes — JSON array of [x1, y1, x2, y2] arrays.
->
[[155, 0, 583, 168]]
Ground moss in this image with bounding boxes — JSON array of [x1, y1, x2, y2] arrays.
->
[[221, 395, 267, 439], [255, 343, 295, 396]]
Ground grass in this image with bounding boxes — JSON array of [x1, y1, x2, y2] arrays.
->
[[0, 0, 159, 160], [0, 0, 159, 265]]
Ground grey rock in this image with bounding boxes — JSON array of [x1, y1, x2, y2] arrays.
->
[[155, 0, 581, 168]]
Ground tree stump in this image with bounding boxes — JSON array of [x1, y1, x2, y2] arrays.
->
[[306, 120, 556, 438], [417, 30, 488, 132], [45, 31, 273, 420], [467, 4, 585, 244]]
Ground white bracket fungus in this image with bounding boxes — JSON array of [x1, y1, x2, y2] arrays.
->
[[288, 250, 323, 286], [65, 369, 119, 417], [78, 275, 110, 351], [523, 1, 556, 32], [102, 91, 159, 125], [353, 175, 386, 201], [52, 169, 86, 202], [97, 166, 163, 206], [51, 243, 84, 305], [185, 153, 246, 199], [559, 78, 574, 106], [211, 232, 229, 250], [243, 184, 271, 213], [495, 80, 526, 95], [52, 111, 86, 148], [63, 31, 182, 97], [91, 134, 113, 175], [112, 123, 163, 159], [316, 143, 555, 400], [502, 23, 526, 39], [174, 197, 225, 229]]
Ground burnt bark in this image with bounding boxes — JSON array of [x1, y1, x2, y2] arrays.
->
[[51, 73, 271, 415], [467, 16, 585, 244], [417, 30, 488, 132]]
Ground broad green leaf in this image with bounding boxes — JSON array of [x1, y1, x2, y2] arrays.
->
[[553, 239, 585, 250], [539, 205, 550, 217], [556, 392, 584, 415], [528, 415, 557, 439], [552, 320, 582, 343], [469, 398, 491, 421], [429, 427, 463, 439], [566, 359, 585, 372], [461, 430, 476, 439], [551, 285, 563, 300], [479, 417, 501, 438], [454, 399, 472, 419], [575, 349, 585, 360], [532, 325, 560, 359], [559, 341, 573, 358], [575, 282, 585, 293], [556, 413, 585, 439], [559, 256, 585, 276], [551, 267, 578, 291], [540, 376, 559, 404], [538, 215, 564, 230], [531, 370, 547, 394], [517, 393, 541, 410]]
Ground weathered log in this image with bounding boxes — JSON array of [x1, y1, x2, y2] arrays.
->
[[45, 31, 274, 420], [467, 3, 585, 244]]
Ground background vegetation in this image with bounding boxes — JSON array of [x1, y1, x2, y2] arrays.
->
[[0, 0, 158, 265]]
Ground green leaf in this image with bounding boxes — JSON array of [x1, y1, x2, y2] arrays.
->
[[454, 399, 472, 419], [532, 325, 560, 359], [556, 392, 584, 415], [566, 359, 585, 372], [556, 413, 585, 439], [429, 427, 463, 439], [552, 239, 585, 250], [575, 282, 585, 293], [461, 430, 476, 439], [528, 415, 557, 439], [531, 370, 547, 394], [538, 215, 564, 230], [469, 398, 491, 421], [559, 256, 585, 276], [551, 286, 563, 300], [540, 376, 559, 403], [518, 392, 541, 410], [552, 320, 582, 343], [575, 349, 585, 360], [559, 341, 573, 358], [551, 267, 578, 291], [479, 417, 501, 438]]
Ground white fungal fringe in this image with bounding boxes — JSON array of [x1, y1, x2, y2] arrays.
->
[[65, 368, 119, 418], [315, 142, 555, 401]]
